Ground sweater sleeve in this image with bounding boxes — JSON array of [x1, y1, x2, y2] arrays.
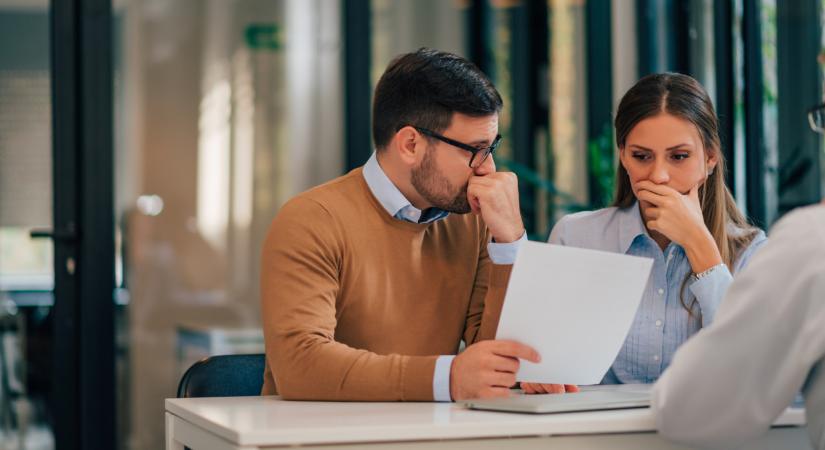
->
[[463, 225, 513, 345], [260, 197, 436, 401]]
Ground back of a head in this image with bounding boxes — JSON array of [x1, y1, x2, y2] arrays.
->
[[372, 48, 503, 150]]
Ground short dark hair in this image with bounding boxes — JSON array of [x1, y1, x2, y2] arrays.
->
[[372, 48, 503, 150]]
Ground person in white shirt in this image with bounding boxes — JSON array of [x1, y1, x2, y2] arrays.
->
[[652, 102, 825, 448]]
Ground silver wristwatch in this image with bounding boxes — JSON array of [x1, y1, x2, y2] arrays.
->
[[693, 263, 725, 281]]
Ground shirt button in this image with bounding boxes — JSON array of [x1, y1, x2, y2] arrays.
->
[[653, 355, 660, 361], [657, 288, 664, 295], [655, 320, 663, 327]]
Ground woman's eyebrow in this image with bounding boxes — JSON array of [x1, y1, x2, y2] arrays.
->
[[628, 144, 694, 151]]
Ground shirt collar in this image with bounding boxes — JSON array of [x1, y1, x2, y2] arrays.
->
[[362, 152, 449, 224], [617, 201, 649, 254]]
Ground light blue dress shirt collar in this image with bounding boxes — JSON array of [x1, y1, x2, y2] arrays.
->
[[616, 201, 650, 254], [362, 152, 449, 224]]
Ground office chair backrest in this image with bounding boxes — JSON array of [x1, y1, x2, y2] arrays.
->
[[176, 353, 266, 398]]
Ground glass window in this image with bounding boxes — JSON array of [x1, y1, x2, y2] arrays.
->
[[548, 0, 589, 222], [0, 2, 55, 448], [114, 1, 343, 448]]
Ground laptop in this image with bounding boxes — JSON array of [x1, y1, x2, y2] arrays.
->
[[464, 386, 651, 414]]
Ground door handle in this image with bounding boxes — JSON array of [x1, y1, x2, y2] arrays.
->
[[30, 222, 79, 243]]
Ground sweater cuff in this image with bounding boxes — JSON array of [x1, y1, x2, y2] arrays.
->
[[402, 355, 438, 401]]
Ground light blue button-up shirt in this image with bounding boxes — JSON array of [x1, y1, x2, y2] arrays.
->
[[362, 152, 524, 401], [549, 203, 766, 384]]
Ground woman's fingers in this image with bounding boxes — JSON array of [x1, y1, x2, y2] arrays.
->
[[520, 383, 568, 394], [636, 189, 668, 206], [636, 180, 679, 197]]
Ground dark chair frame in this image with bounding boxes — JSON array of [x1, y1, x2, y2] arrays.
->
[[176, 353, 266, 398]]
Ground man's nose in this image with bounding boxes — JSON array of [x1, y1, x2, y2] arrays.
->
[[473, 154, 496, 176]]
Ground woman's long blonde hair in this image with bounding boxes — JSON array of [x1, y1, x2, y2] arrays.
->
[[612, 73, 759, 316]]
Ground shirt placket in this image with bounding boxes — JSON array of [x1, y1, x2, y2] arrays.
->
[[648, 246, 672, 382]]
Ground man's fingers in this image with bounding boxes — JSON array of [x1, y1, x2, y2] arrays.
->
[[487, 354, 519, 374], [466, 187, 482, 214], [487, 371, 517, 388], [480, 387, 512, 399], [488, 340, 540, 363], [565, 384, 580, 393], [466, 184, 491, 209]]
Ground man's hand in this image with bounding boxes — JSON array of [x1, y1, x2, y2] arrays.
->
[[520, 382, 580, 394], [467, 172, 524, 243], [449, 340, 539, 401]]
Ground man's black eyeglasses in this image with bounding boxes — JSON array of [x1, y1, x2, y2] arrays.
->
[[414, 126, 502, 168]]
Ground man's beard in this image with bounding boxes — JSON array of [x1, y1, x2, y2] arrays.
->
[[410, 145, 471, 214]]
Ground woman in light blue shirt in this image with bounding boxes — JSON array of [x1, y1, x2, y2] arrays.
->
[[524, 73, 765, 391]]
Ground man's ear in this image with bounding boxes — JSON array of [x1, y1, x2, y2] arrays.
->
[[393, 125, 424, 166]]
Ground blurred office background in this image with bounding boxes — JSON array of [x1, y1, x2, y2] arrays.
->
[[0, 0, 823, 448]]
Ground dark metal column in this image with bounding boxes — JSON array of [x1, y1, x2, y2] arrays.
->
[[50, 0, 115, 448], [343, 0, 372, 170], [714, 0, 736, 190], [466, 0, 493, 76], [742, 0, 767, 227], [586, 0, 614, 207], [508, 0, 548, 234]]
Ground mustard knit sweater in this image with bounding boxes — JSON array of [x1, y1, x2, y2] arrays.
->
[[260, 168, 510, 400]]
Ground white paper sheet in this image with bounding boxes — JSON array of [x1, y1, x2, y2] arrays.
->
[[495, 241, 653, 385]]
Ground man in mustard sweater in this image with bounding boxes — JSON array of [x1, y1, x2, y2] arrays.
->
[[261, 48, 566, 401]]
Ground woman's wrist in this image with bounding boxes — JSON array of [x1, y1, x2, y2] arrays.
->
[[684, 227, 723, 273]]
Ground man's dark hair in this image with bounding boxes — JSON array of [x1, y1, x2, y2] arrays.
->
[[372, 48, 503, 150]]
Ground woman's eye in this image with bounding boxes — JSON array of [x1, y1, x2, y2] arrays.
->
[[672, 153, 690, 161], [632, 152, 650, 161]]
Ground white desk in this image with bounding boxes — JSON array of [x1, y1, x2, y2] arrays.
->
[[165, 392, 810, 450]]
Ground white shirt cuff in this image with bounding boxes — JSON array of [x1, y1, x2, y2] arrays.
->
[[487, 232, 527, 265], [433, 355, 455, 402]]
